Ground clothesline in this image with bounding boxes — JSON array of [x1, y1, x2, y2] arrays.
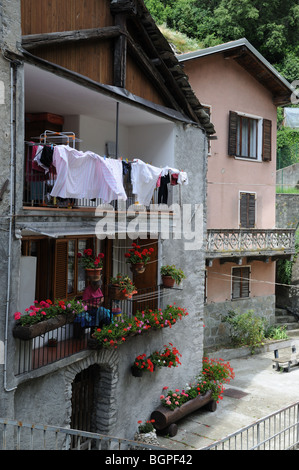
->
[[27, 143, 189, 205]]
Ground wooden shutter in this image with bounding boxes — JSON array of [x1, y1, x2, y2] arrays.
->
[[262, 119, 272, 161], [54, 239, 68, 300], [228, 111, 238, 156], [240, 192, 255, 228], [232, 267, 250, 299]]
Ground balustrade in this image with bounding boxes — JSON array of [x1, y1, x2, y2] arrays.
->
[[206, 229, 296, 257]]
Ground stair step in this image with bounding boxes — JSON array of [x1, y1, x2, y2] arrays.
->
[[275, 315, 299, 323]]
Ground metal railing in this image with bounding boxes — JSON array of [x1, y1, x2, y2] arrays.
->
[[200, 401, 299, 450], [0, 417, 163, 450], [206, 228, 296, 257], [15, 287, 163, 375]]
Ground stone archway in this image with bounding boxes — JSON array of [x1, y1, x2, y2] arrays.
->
[[64, 349, 119, 436]]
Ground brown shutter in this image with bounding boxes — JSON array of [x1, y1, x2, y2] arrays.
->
[[232, 267, 241, 299], [54, 239, 68, 300], [228, 111, 238, 156], [248, 193, 256, 228], [232, 267, 250, 299], [240, 193, 255, 228], [262, 119, 272, 161]]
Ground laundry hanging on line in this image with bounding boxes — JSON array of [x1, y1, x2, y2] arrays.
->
[[50, 145, 127, 202], [30, 143, 188, 204]]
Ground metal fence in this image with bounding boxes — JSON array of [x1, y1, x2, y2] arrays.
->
[[0, 418, 163, 450], [200, 401, 299, 450], [15, 286, 165, 375]]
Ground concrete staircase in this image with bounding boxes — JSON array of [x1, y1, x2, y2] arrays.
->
[[275, 307, 299, 338]]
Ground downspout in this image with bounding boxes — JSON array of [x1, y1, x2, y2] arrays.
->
[[3, 60, 18, 393]]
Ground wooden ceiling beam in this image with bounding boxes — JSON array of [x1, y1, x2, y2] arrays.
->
[[22, 26, 123, 50]]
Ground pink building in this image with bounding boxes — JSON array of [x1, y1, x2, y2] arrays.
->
[[179, 39, 296, 349]]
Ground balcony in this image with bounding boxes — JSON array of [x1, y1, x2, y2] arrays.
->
[[206, 228, 296, 263], [14, 286, 161, 375]]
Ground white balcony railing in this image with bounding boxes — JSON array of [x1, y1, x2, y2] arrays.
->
[[206, 229, 296, 258]]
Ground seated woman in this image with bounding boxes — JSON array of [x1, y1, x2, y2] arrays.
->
[[82, 280, 110, 327]]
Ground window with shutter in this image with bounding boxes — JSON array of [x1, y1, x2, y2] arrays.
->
[[232, 267, 250, 299], [228, 111, 271, 162], [54, 240, 68, 300], [262, 119, 272, 161], [240, 192, 256, 228]]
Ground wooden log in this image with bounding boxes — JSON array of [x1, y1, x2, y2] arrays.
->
[[151, 390, 216, 431]]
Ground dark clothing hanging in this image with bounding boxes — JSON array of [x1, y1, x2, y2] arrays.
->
[[40, 145, 54, 168], [158, 174, 170, 204]]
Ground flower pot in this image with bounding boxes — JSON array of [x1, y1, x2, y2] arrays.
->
[[131, 366, 143, 377], [151, 391, 216, 436], [13, 312, 76, 340], [85, 268, 102, 281], [162, 275, 175, 288], [109, 284, 127, 300], [130, 263, 145, 274]]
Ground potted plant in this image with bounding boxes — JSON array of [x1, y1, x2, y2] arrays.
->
[[133, 420, 160, 447], [151, 358, 235, 436], [109, 273, 137, 300], [131, 353, 154, 376], [77, 248, 104, 280], [13, 298, 87, 340], [124, 243, 154, 274], [160, 265, 186, 288], [149, 343, 182, 369]]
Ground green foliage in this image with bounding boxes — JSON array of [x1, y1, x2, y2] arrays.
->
[[223, 310, 266, 353], [264, 325, 289, 340], [144, 0, 299, 81], [276, 236, 299, 284]]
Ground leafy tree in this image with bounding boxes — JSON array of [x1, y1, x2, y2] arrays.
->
[[144, 0, 299, 81]]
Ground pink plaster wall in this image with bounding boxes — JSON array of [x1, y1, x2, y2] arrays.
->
[[184, 53, 277, 230], [206, 259, 275, 303]]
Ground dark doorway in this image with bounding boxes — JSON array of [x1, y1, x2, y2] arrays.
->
[[71, 365, 99, 448]]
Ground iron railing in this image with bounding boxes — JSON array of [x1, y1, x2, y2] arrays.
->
[[200, 401, 299, 450], [206, 228, 296, 257], [15, 286, 165, 375], [0, 417, 163, 450]]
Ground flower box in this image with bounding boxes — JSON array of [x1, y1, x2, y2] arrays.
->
[[150, 391, 216, 436], [13, 312, 76, 340]]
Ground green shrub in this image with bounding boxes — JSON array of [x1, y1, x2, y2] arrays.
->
[[223, 310, 266, 354]]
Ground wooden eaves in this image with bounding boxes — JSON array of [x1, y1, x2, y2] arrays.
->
[[21, 0, 215, 136]]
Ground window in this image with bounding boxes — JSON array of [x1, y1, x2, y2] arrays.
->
[[22, 236, 96, 302], [232, 266, 250, 299], [240, 192, 256, 228], [228, 111, 272, 161]]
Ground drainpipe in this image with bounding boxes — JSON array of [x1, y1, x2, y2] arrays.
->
[[3, 60, 18, 393]]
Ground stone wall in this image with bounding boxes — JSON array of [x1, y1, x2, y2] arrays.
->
[[276, 194, 299, 310], [204, 295, 276, 350]]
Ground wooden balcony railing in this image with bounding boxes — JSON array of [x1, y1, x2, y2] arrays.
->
[[206, 229, 296, 258]]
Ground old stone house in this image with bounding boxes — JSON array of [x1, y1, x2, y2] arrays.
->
[[0, 0, 214, 446], [178, 39, 296, 349]]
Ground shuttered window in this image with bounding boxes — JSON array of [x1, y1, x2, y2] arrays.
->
[[232, 267, 250, 299], [262, 119, 272, 161], [228, 111, 272, 161], [54, 240, 69, 300], [240, 192, 256, 228]]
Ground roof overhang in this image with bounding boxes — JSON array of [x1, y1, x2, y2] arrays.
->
[[178, 39, 294, 107], [21, 49, 197, 127]]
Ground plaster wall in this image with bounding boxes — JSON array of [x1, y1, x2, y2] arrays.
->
[[183, 54, 277, 230]]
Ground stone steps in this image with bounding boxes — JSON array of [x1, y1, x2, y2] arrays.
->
[[275, 308, 299, 332]]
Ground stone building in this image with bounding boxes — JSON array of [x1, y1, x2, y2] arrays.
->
[[178, 40, 296, 349], [0, 0, 214, 447]]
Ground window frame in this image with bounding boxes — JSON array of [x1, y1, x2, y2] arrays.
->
[[231, 266, 251, 300], [228, 111, 271, 162]]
